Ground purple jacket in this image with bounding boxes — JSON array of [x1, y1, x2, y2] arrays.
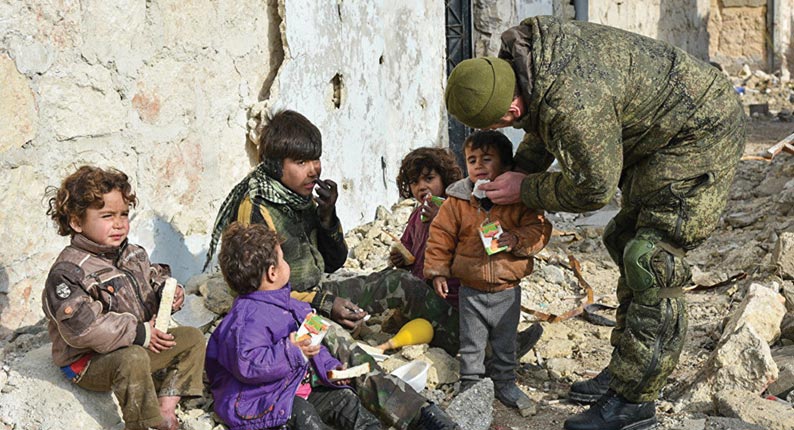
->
[[205, 284, 342, 430]]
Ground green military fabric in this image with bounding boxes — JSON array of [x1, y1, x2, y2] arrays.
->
[[502, 16, 745, 215], [496, 16, 746, 403], [323, 323, 428, 430], [75, 327, 206, 429], [322, 268, 460, 355]]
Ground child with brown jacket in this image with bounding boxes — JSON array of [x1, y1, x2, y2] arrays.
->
[[42, 166, 205, 430], [424, 130, 552, 416]]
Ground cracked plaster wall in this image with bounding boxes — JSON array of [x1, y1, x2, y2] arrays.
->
[[0, 0, 445, 335]]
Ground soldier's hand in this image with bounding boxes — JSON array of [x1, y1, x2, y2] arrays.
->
[[433, 276, 448, 299], [289, 332, 320, 358], [478, 171, 526, 205], [389, 246, 406, 267], [147, 317, 176, 353], [314, 179, 339, 228], [331, 297, 368, 329]]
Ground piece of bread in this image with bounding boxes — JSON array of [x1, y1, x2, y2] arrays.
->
[[327, 362, 370, 381], [155, 278, 177, 332]]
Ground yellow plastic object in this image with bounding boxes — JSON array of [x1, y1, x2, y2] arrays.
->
[[378, 318, 434, 351]]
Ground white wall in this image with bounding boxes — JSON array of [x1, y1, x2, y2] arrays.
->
[[0, 0, 446, 335]]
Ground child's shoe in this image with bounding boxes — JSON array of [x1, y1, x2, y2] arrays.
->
[[493, 380, 536, 417]]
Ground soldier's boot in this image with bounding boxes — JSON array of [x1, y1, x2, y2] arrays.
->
[[494, 380, 537, 417], [414, 403, 460, 430], [563, 390, 657, 430], [568, 367, 611, 403]]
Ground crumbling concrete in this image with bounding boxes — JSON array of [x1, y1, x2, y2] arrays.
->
[[715, 389, 794, 430], [447, 378, 494, 430], [773, 232, 794, 279], [721, 283, 786, 344]]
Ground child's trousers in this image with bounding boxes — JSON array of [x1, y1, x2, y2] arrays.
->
[[458, 285, 521, 383], [75, 326, 206, 430], [287, 386, 382, 430]]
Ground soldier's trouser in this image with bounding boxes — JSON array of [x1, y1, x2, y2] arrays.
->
[[323, 268, 460, 355], [76, 326, 206, 429], [604, 122, 743, 402], [323, 323, 428, 430], [458, 286, 520, 383]]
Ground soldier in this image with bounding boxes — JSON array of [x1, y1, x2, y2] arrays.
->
[[444, 16, 746, 430]]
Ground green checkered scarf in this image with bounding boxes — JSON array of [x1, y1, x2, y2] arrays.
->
[[204, 162, 313, 270]]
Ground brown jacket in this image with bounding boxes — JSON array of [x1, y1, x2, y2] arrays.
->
[[424, 178, 552, 292], [42, 234, 171, 366]]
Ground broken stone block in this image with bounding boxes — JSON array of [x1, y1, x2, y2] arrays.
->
[[767, 345, 794, 398], [773, 232, 794, 279], [721, 283, 786, 344], [704, 417, 764, 430], [782, 281, 794, 312], [715, 389, 794, 430], [172, 294, 218, 332], [672, 323, 778, 413], [447, 377, 493, 430], [199, 273, 234, 315], [781, 313, 794, 343], [546, 357, 578, 381], [421, 347, 459, 387]]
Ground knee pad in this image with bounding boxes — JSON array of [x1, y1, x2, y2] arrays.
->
[[623, 237, 691, 294]]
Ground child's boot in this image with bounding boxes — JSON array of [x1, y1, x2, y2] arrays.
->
[[493, 380, 536, 417]]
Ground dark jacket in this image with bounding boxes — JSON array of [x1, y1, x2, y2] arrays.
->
[[501, 16, 745, 213], [205, 285, 344, 430], [424, 178, 552, 292], [42, 234, 170, 367]]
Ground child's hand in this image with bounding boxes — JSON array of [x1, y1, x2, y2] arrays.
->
[[147, 316, 176, 353], [314, 179, 339, 228], [433, 276, 448, 299], [290, 332, 321, 358], [497, 231, 518, 251], [172, 285, 185, 311], [420, 195, 441, 222], [389, 246, 406, 267], [331, 364, 351, 386]]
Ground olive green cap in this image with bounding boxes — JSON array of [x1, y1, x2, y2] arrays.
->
[[445, 57, 516, 129]]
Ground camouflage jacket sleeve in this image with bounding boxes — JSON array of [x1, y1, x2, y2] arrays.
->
[[514, 130, 555, 174], [42, 262, 146, 354], [316, 215, 348, 273], [509, 208, 553, 258], [519, 84, 622, 213]]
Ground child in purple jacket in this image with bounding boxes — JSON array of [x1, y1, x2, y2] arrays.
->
[[205, 222, 381, 430]]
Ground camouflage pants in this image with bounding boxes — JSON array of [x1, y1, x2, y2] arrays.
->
[[322, 268, 459, 355], [323, 323, 427, 430], [604, 112, 745, 402]]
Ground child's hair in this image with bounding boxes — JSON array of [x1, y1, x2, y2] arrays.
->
[[257, 110, 322, 165], [219, 222, 282, 295], [46, 165, 137, 237], [396, 147, 463, 199], [464, 130, 515, 169]]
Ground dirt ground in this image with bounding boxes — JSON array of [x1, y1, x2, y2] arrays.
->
[[487, 118, 794, 429]]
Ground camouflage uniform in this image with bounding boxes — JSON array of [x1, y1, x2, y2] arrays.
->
[[322, 268, 460, 355], [502, 16, 746, 402], [324, 323, 428, 429]]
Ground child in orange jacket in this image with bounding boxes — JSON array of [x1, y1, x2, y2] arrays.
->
[[424, 130, 551, 415]]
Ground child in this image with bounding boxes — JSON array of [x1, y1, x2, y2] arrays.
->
[[424, 130, 552, 415], [391, 147, 463, 308], [42, 166, 205, 430], [205, 222, 382, 430]]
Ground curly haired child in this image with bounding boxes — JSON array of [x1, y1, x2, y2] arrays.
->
[[43, 165, 205, 430]]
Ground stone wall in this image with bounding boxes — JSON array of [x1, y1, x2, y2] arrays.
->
[[0, 0, 445, 336]]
